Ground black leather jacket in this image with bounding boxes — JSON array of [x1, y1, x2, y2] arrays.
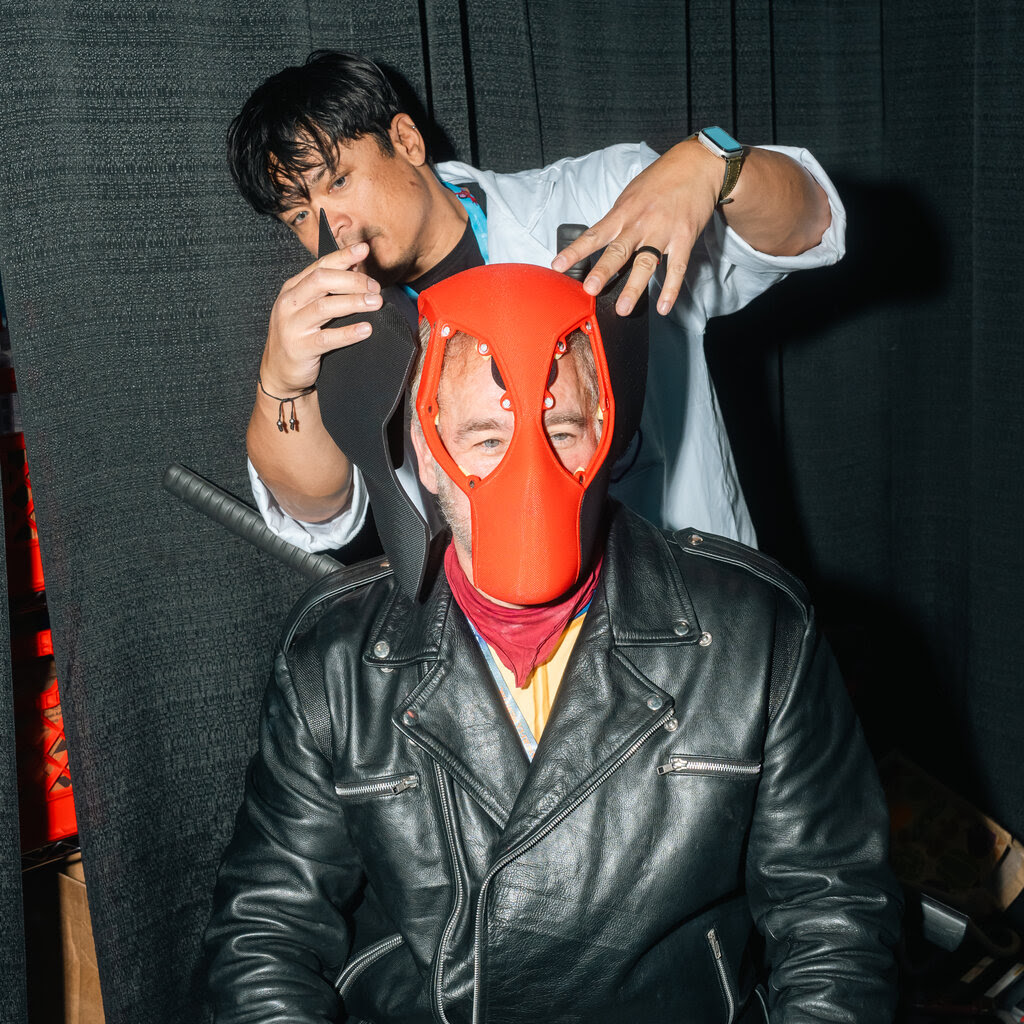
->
[[206, 508, 901, 1023]]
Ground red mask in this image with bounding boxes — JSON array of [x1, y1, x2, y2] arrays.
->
[[417, 264, 621, 605]]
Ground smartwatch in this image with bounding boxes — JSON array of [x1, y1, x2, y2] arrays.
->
[[694, 126, 744, 205]]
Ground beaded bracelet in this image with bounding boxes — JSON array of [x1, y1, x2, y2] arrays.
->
[[257, 374, 317, 432]]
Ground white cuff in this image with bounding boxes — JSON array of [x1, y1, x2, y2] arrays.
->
[[246, 458, 369, 554], [710, 144, 847, 273]]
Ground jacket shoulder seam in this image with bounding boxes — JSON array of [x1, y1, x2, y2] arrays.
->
[[279, 558, 393, 651], [672, 528, 810, 625]]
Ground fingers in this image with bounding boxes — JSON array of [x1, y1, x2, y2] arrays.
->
[[551, 225, 606, 274], [656, 255, 688, 316], [318, 320, 373, 351], [611, 246, 660, 315]]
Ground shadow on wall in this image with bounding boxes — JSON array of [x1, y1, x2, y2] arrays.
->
[[704, 177, 992, 813]]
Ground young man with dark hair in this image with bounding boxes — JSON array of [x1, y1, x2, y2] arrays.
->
[[231, 50, 842, 554]]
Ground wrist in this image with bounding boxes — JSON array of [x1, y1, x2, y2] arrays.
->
[[689, 126, 746, 205], [256, 373, 317, 433]]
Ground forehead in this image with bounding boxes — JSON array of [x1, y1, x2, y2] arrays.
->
[[436, 336, 587, 422], [271, 133, 386, 208]]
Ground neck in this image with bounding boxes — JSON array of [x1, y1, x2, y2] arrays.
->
[[407, 172, 469, 280]]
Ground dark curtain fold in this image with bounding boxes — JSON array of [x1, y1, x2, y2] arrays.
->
[[0, 2, 1021, 1022]]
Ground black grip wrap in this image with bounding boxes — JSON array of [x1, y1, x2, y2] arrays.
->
[[161, 462, 345, 580]]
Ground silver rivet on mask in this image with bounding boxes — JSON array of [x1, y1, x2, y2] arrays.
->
[[440, 324, 451, 337], [373, 640, 390, 657], [501, 397, 512, 409], [544, 395, 554, 408], [698, 631, 712, 647], [478, 342, 489, 354]]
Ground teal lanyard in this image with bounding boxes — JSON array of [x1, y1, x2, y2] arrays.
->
[[469, 622, 538, 760], [444, 180, 489, 262], [402, 180, 488, 301]]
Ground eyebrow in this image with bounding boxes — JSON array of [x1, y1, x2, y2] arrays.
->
[[451, 417, 509, 444], [543, 410, 587, 429], [449, 410, 587, 444]]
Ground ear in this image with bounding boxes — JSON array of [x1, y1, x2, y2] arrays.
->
[[390, 113, 427, 166], [410, 425, 440, 495]]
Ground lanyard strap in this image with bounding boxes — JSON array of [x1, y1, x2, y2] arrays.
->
[[402, 181, 488, 302], [444, 180, 489, 262], [470, 624, 538, 760]]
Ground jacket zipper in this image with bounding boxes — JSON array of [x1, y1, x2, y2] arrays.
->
[[470, 706, 675, 1024], [334, 932, 405, 997], [432, 761, 466, 1024], [656, 755, 761, 777], [707, 927, 736, 1024], [334, 773, 419, 798]]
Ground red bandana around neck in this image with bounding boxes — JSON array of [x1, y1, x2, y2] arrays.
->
[[444, 543, 603, 687]]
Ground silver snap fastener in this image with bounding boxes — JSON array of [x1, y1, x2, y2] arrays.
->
[[501, 397, 512, 409], [663, 717, 679, 732], [698, 631, 712, 647], [373, 640, 390, 657], [544, 395, 554, 408], [584, 320, 593, 332], [440, 324, 451, 337], [477, 342, 489, 354], [688, 533, 703, 546], [646, 696, 663, 710], [673, 619, 690, 636], [404, 708, 417, 722]]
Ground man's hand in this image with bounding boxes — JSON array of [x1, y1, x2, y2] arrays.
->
[[551, 140, 831, 318], [260, 241, 382, 395], [551, 139, 722, 317], [248, 242, 383, 524]]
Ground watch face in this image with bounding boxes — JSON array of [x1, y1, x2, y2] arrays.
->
[[700, 125, 742, 155]]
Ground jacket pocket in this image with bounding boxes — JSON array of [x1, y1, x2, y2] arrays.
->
[[334, 932, 406, 997], [656, 755, 761, 778], [334, 772, 420, 799], [706, 927, 738, 1024]]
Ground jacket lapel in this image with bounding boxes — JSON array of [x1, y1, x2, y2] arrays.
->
[[499, 510, 702, 853], [374, 572, 530, 829]]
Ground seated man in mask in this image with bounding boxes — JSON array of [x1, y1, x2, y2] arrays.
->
[[206, 264, 900, 1023]]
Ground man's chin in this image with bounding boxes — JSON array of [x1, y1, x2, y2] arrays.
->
[[358, 250, 415, 288]]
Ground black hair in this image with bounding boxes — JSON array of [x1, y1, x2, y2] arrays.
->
[[227, 50, 403, 216]]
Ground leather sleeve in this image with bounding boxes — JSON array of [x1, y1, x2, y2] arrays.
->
[[205, 647, 364, 1023], [746, 607, 903, 1022]]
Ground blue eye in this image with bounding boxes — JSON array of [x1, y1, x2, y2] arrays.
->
[[331, 176, 347, 190], [290, 210, 308, 227]]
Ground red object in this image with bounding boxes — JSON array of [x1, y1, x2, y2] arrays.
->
[[417, 265, 615, 605], [0, 433, 46, 596], [0, 351, 78, 846], [444, 543, 602, 686]]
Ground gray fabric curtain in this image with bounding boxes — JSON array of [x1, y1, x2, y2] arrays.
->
[[0, 2, 1021, 1021]]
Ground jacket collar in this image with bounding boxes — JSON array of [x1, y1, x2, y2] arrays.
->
[[367, 507, 703, 838]]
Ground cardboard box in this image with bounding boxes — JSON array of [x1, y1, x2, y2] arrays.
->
[[59, 854, 105, 1023]]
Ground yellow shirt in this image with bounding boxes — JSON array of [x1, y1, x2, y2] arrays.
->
[[484, 611, 587, 751]]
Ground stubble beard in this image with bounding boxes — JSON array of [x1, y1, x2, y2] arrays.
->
[[435, 473, 472, 558]]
